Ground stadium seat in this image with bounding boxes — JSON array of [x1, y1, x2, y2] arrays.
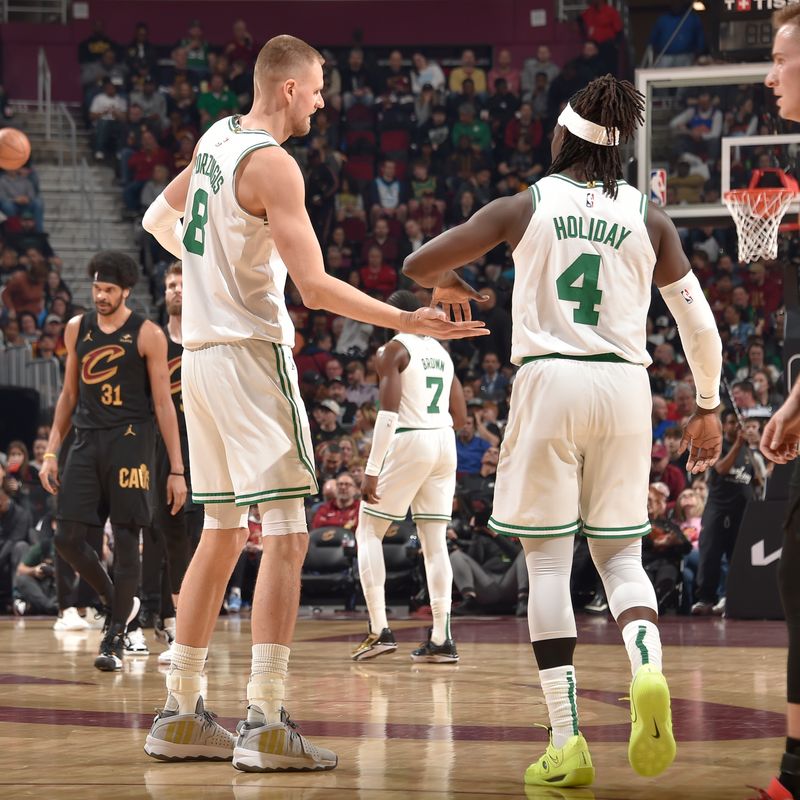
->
[[301, 526, 357, 610]]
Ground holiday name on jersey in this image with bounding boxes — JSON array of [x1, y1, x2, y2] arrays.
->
[[193, 153, 225, 194], [552, 215, 633, 250]]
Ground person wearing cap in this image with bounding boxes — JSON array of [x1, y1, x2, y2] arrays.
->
[[312, 399, 345, 446], [403, 74, 724, 786], [39, 251, 186, 673], [650, 442, 685, 503], [327, 378, 357, 427], [88, 78, 128, 162]]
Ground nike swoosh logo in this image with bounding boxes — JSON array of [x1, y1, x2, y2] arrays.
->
[[652, 720, 661, 739]]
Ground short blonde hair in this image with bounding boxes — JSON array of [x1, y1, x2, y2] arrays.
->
[[774, 4, 800, 28], [254, 35, 323, 85]]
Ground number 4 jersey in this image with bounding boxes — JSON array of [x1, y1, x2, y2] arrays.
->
[[180, 115, 295, 349], [391, 333, 454, 430], [511, 176, 656, 367]]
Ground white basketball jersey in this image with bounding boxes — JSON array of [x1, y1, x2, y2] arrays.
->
[[181, 116, 294, 349], [510, 175, 656, 366], [392, 333, 454, 430]]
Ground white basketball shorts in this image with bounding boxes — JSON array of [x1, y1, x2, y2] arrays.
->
[[182, 339, 318, 507], [489, 356, 652, 539], [362, 427, 456, 524]]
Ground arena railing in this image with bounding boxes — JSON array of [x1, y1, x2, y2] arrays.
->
[[2, 0, 68, 24], [79, 157, 102, 250], [37, 47, 51, 140]]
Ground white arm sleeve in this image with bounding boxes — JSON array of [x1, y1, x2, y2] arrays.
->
[[365, 410, 399, 477], [142, 193, 184, 259], [659, 271, 722, 410]]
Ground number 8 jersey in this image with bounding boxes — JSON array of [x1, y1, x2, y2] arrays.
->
[[181, 115, 295, 350], [511, 176, 656, 367], [392, 333, 454, 430]]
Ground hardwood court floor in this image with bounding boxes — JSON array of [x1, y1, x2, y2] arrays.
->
[[0, 612, 788, 799]]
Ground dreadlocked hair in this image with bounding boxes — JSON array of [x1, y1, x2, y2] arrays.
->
[[547, 74, 644, 199]]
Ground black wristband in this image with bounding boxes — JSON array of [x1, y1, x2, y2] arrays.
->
[[169, 471, 185, 477]]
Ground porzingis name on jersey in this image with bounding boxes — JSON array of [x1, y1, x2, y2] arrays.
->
[[194, 152, 224, 194], [552, 215, 633, 251], [421, 357, 445, 371]]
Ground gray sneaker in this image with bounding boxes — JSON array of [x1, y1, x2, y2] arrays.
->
[[232, 706, 338, 772], [144, 697, 235, 761]]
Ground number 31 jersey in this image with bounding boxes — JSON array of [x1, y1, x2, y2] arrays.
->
[[392, 333, 454, 430], [510, 175, 656, 367], [180, 115, 295, 350]]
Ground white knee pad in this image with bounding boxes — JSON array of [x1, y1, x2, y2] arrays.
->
[[258, 498, 307, 536], [588, 536, 657, 619], [203, 504, 249, 530], [522, 535, 577, 642]]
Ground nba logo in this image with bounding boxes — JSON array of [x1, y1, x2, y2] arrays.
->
[[650, 169, 667, 206], [680, 288, 693, 304], [586, 192, 594, 208]]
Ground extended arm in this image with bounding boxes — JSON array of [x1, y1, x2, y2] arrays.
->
[[449, 376, 467, 430]]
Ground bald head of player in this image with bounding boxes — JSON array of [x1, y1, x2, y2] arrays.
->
[[548, 74, 644, 200], [252, 34, 325, 139], [767, 5, 800, 123]]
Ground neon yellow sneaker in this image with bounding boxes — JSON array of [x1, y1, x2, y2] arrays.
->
[[628, 664, 676, 777], [524, 730, 595, 788]]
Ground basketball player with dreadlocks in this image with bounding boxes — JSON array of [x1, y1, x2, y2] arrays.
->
[[753, 8, 800, 800], [404, 75, 723, 787], [39, 251, 187, 672]]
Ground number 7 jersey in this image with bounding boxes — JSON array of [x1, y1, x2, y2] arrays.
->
[[180, 115, 295, 350], [510, 176, 656, 367], [392, 333, 454, 430]]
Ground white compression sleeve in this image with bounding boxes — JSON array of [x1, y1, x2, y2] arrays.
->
[[365, 410, 398, 476], [142, 193, 184, 259], [658, 271, 722, 410]]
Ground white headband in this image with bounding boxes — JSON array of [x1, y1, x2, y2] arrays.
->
[[558, 103, 620, 147]]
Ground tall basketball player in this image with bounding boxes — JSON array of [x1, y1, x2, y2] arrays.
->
[[140, 35, 486, 771], [39, 251, 187, 671], [352, 290, 466, 664], [403, 75, 723, 787], [755, 9, 800, 799]]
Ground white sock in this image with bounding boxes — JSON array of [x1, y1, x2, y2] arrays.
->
[[416, 520, 453, 646], [248, 643, 290, 724], [430, 598, 450, 646], [622, 620, 663, 676], [539, 665, 579, 748], [166, 643, 207, 714], [365, 586, 389, 633]]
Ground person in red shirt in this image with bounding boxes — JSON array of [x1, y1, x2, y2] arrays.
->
[[1, 260, 48, 317], [745, 262, 782, 318], [360, 246, 397, 299], [312, 471, 360, 530], [361, 217, 400, 267], [649, 444, 686, 504], [224, 19, 258, 70], [124, 129, 171, 212], [580, 0, 623, 72]]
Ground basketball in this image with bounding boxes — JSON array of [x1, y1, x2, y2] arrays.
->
[[0, 128, 31, 170]]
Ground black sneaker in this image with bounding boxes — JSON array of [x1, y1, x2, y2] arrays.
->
[[584, 592, 608, 615], [410, 628, 459, 663], [351, 627, 397, 661], [95, 624, 125, 671]]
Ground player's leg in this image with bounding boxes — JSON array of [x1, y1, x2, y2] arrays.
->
[[410, 430, 458, 660], [763, 473, 800, 800], [232, 498, 336, 772], [352, 507, 396, 660], [490, 360, 592, 788], [54, 432, 113, 609], [581, 361, 674, 778]]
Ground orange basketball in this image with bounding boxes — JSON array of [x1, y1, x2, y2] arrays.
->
[[0, 128, 31, 170]]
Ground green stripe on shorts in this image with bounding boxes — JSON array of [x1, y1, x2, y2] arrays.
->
[[363, 507, 406, 522], [272, 344, 318, 493], [412, 514, 452, 521], [582, 521, 651, 539], [488, 516, 581, 538]]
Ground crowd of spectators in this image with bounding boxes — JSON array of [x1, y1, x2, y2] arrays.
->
[[0, 9, 791, 619]]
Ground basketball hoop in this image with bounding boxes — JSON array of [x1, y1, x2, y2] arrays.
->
[[724, 169, 799, 262]]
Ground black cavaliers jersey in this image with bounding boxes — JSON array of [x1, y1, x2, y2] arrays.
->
[[73, 311, 152, 429], [164, 326, 187, 439]]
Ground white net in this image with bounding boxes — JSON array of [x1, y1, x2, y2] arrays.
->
[[724, 189, 797, 262]]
